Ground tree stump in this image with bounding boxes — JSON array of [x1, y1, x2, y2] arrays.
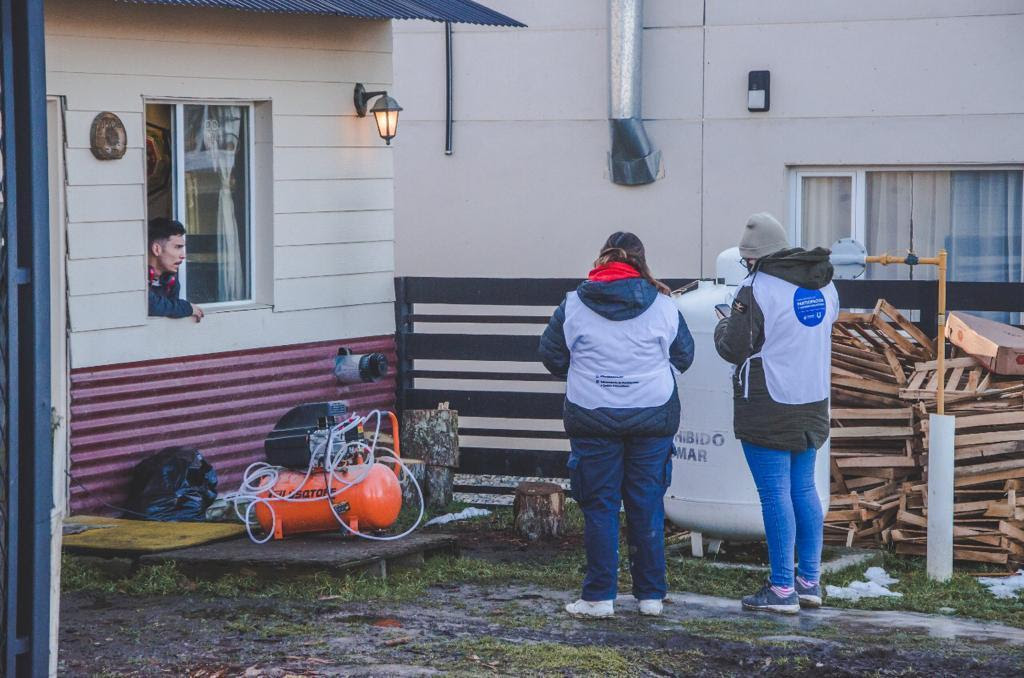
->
[[513, 482, 565, 541], [425, 466, 454, 510], [401, 408, 459, 510], [400, 409, 459, 467], [398, 459, 427, 507]]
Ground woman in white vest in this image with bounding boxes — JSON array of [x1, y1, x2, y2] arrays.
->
[[539, 232, 694, 618], [714, 213, 839, 614]]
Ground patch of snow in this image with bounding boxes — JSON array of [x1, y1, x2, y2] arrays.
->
[[978, 569, 1024, 600], [424, 507, 492, 526], [825, 568, 903, 601], [864, 566, 899, 586]]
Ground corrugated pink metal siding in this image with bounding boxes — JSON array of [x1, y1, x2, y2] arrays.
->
[[69, 335, 396, 515]]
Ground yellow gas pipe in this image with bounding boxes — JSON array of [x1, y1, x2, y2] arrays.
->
[[864, 250, 948, 413]]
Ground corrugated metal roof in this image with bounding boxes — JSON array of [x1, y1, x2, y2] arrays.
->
[[119, 0, 526, 26], [68, 335, 396, 516]]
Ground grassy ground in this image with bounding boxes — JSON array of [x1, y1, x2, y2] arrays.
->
[[62, 503, 1024, 628]]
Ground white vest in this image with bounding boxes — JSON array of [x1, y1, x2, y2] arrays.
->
[[563, 291, 679, 410], [740, 273, 839, 405]]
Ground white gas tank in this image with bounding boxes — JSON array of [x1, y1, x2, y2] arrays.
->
[[666, 248, 830, 540]]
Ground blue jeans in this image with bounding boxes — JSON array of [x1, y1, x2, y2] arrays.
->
[[741, 442, 823, 587], [568, 436, 673, 601]]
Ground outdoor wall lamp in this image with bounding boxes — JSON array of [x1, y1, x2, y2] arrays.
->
[[354, 83, 403, 145], [747, 70, 770, 112]]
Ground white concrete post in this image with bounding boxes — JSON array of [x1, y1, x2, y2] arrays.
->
[[927, 413, 955, 582]]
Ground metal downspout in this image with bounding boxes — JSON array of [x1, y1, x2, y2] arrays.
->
[[1, 0, 53, 673], [608, 0, 660, 185]]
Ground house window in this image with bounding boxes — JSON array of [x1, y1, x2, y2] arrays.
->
[[796, 168, 1023, 284], [146, 102, 252, 304]]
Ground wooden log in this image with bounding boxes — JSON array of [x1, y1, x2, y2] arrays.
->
[[400, 408, 460, 468], [512, 481, 565, 541], [425, 465, 454, 510], [398, 458, 426, 507]]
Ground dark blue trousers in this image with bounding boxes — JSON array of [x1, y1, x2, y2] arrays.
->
[[568, 435, 673, 601]]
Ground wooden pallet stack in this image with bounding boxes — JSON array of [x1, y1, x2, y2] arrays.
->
[[821, 298, 1024, 565], [826, 407, 914, 547], [890, 374, 1024, 567], [825, 301, 934, 546], [892, 480, 1024, 568]]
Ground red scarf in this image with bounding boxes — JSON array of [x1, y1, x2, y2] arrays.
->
[[588, 261, 641, 283]]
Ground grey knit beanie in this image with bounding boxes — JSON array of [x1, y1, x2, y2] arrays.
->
[[739, 212, 789, 259]]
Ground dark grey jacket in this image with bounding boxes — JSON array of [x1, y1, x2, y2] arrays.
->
[[539, 277, 695, 438], [714, 248, 835, 451]]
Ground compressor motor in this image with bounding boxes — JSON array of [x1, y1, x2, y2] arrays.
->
[[228, 408, 423, 544]]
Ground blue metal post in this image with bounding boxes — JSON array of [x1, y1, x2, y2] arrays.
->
[[1, 0, 52, 674], [0, 0, 22, 669]]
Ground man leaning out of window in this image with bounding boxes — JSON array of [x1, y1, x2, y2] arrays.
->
[[147, 217, 204, 322]]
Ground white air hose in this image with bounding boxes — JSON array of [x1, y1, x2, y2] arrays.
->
[[224, 410, 424, 544]]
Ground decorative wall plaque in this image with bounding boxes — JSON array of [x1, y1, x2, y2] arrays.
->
[[89, 112, 127, 160]]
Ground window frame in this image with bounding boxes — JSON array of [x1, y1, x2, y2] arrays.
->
[[789, 169, 863, 247], [790, 166, 1024, 282], [145, 98, 257, 310]]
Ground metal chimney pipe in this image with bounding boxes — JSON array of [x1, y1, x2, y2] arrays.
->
[[608, 0, 661, 185]]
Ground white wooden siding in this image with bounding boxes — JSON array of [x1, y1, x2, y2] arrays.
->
[[274, 271, 396, 312], [276, 241, 395, 279], [67, 256, 144, 296], [67, 221, 144, 260], [274, 115, 383, 148], [274, 210, 394, 247], [275, 179, 394, 214], [45, 0, 397, 369], [72, 302, 396, 368], [69, 291, 145, 333]]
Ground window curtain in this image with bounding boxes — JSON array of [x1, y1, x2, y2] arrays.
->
[[800, 176, 851, 249], [864, 169, 1022, 322], [948, 171, 1022, 284], [184, 105, 245, 302], [865, 173, 911, 280]]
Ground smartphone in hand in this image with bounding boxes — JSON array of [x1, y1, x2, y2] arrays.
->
[[714, 303, 731, 320]]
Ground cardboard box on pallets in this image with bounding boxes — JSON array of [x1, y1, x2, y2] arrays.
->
[[946, 311, 1024, 376]]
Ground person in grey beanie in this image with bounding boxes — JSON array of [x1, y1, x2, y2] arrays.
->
[[714, 212, 839, 614]]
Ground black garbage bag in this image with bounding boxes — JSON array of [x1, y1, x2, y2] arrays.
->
[[125, 446, 218, 521]]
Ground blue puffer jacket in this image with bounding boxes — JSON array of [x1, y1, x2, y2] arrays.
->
[[538, 277, 695, 438]]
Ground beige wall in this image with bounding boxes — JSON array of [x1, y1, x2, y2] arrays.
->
[[393, 0, 1024, 279], [46, 0, 397, 368]]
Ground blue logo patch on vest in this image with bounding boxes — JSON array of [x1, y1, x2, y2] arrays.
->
[[793, 287, 827, 327]]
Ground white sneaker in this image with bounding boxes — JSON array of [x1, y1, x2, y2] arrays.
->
[[565, 599, 614, 618], [638, 599, 664, 616]]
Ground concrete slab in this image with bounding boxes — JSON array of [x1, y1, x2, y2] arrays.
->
[[139, 531, 458, 578]]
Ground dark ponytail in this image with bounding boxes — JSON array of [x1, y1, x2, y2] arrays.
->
[[593, 231, 671, 295]]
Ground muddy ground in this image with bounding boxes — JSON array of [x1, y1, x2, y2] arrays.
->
[[59, 527, 1024, 676], [60, 581, 1024, 677]]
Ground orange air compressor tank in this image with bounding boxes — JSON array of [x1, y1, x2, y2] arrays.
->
[[253, 463, 402, 540]]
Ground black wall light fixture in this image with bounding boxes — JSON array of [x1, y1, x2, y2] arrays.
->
[[747, 70, 770, 112], [354, 83, 403, 145]]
